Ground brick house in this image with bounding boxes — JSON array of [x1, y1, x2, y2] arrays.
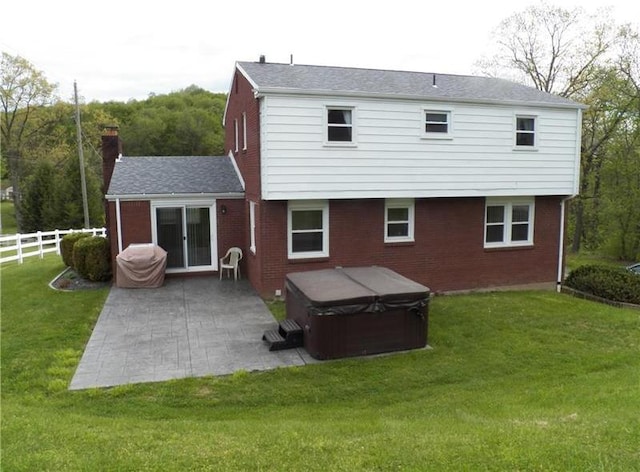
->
[[104, 59, 584, 297]]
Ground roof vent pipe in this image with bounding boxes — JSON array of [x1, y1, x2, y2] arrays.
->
[[432, 74, 437, 88], [290, 54, 294, 66], [259, 55, 266, 64]]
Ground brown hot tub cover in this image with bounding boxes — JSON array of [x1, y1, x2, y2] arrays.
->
[[285, 266, 430, 359], [116, 244, 167, 288]]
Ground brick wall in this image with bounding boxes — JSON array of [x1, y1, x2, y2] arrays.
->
[[224, 68, 262, 288], [250, 196, 563, 297]]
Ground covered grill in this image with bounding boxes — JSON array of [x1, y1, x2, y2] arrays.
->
[[285, 266, 430, 360], [116, 244, 167, 288]]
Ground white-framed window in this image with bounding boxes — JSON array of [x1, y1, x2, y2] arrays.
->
[[288, 200, 329, 259], [242, 112, 247, 151], [424, 110, 451, 135], [484, 198, 535, 248], [325, 107, 355, 145], [249, 200, 256, 254], [234, 118, 239, 153], [515, 115, 536, 148], [385, 199, 415, 243]]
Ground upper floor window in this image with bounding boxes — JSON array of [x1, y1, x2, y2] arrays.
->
[[422, 108, 452, 139], [242, 112, 247, 151], [234, 118, 239, 153], [485, 198, 535, 248], [425, 111, 450, 134], [385, 199, 415, 243], [326, 107, 354, 143], [288, 200, 329, 259], [515, 116, 536, 147]]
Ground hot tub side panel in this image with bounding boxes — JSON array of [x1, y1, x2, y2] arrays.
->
[[286, 285, 428, 360]]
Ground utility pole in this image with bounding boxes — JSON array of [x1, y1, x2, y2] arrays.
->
[[74, 81, 90, 229]]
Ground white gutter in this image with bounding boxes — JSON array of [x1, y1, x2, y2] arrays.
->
[[115, 198, 123, 254]]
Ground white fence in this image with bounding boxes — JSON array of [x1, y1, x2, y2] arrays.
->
[[0, 228, 106, 265]]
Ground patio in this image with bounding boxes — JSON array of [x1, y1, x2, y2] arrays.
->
[[69, 277, 313, 390]]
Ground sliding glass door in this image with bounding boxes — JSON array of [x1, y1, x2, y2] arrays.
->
[[154, 203, 216, 271]]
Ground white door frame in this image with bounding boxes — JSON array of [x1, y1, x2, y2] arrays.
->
[[150, 199, 218, 273]]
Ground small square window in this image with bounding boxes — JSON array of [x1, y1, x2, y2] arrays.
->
[[327, 108, 353, 143], [516, 116, 536, 147], [425, 112, 449, 134], [385, 199, 415, 243]]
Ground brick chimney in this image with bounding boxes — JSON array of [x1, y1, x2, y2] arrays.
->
[[101, 125, 122, 194]]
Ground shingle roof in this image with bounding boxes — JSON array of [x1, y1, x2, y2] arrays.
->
[[237, 61, 584, 109], [106, 155, 244, 197]]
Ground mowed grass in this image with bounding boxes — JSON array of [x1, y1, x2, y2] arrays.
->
[[2, 256, 639, 471]]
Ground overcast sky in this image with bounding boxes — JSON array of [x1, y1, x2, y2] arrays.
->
[[2, 0, 639, 103]]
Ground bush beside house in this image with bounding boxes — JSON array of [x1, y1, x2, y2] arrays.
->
[[564, 264, 640, 305]]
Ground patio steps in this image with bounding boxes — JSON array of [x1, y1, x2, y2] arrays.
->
[[262, 319, 303, 351]]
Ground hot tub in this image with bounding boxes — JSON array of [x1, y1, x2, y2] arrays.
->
[[285, 266, 430, 360]]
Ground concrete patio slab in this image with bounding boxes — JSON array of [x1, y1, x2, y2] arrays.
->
[[69, 277, 313, 390]]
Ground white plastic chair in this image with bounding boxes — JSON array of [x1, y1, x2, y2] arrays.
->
[[219, 247, 243, 280]]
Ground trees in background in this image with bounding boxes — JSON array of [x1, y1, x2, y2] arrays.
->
[[1, 52, 227, 232], [1, 52, 57, 229], [479, 4, 640, 260]]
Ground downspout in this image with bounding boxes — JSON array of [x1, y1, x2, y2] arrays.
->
[[557, 196, 573, 293], [115, 198, 123, 254]]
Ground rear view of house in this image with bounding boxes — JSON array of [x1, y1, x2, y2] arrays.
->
[[223, 59, 584, 297], [103, 59, 584, 297]]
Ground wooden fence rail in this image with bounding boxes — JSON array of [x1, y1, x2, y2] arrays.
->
[[0, 228, 106, 265]]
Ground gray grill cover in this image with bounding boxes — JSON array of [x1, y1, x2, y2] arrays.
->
[[116, 244, 167, 288]]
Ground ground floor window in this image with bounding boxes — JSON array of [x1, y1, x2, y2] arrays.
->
[[385, 198, 415, 242], [288, 200, 329, 259], [485, 198, 534, 248]]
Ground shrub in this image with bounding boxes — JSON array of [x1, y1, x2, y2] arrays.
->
[[564, 264, 640, 305], [72, 236, 111, 282], [60, 232, 91, 268]]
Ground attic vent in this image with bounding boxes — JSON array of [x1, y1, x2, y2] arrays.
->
[[259, 55, 266, 64]]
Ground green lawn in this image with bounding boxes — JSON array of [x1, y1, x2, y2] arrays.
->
[[2, 256, 639, 471]]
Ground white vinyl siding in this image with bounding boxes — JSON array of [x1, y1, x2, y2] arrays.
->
[[484, 198, 535, 248], [259, 95, 581, 200], [287, 200, 329, 259], [385, 199, 415, 242]]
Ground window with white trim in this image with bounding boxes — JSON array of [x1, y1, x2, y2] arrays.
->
[[288, 200, 329, 258], [242, 112, 247, 151], [326, 107, 354, 143], [249, 200, 256, 254], [234, 118, 239, 152], [424, 111, 450, 134], [485, 198, 535, 248], [385, 199, 415, 242], [515, 116, 536, 147]]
